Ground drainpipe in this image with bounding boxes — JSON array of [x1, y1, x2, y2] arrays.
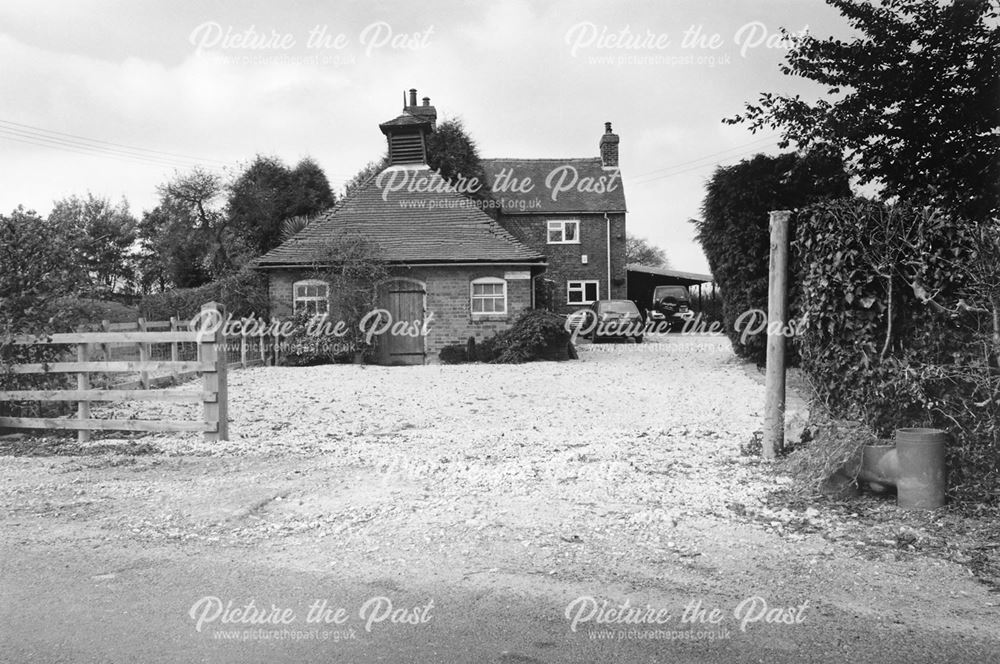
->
[[604, 213, 612, 299], [858, 428, 947, 509]]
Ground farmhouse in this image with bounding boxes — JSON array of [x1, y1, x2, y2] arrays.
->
[[254, 89, 627, 364], [483, 122, 627, 315]]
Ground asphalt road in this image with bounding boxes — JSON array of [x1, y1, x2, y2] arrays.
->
[[2, 543, 998, 664]]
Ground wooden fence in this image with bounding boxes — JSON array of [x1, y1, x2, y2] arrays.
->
[[88, 312, 274, 389], [0, 302, 230, 441]]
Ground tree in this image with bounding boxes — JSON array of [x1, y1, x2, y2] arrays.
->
[[288, 157, 335, 217], [137, 167, 234, 291], [227, 155, 335, 257], [0, 206, 84, 334], [48, 193, 137, 298], [727, 0, 1000, 220], [425, 118, 487, 196], [137, 201, 211, 291], [1, 206, 87, 417], [695, 148, 851, 364], [625, 234, 669, 267]]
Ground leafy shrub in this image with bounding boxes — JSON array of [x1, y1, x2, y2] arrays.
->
[[53, 297, 138, 327], [439, 344, 469, 364], [695, 149, 850, 365], [1, 207, 88, 422], [794, 198, 1000, 503], [138, 268, 269, 322], [278, 311, 359, 366], [475, 310, 574, 363]]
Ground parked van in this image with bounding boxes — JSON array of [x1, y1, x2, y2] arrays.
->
[[647, 285, 694, 329]]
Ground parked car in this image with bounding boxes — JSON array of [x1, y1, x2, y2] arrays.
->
[[586, 299, 645, 343], [647, 285, 694, 330]]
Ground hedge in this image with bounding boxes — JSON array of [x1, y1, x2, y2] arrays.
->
[[793, 198, 1000, 503], [695, 149, 850, 365], [138, 268, 269, 321]]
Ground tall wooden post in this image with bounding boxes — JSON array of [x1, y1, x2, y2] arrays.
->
[[763, 210, 791, 459], [137, 317, 150, 389], [76, 341, 91, 443], [169, 316, 180, 384], [199, 302, 229, 441]]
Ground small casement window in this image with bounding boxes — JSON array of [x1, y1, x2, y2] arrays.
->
[[567, 280, 599, 305], [471, 277, 507, 315], [547, 219, 580, 244], [293, 279, 329, 316]]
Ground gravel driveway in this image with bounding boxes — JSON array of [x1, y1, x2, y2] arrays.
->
[[3, 333, 998, 662]]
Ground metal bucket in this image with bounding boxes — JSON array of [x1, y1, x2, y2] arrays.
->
[[895, 428, 947, 509]]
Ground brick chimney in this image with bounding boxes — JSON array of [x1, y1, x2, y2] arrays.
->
[[405, 88, 437, 128], [599, 121, 619, 168]]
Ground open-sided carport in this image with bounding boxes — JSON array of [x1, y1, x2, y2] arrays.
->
[[626, 263, 715, 313]]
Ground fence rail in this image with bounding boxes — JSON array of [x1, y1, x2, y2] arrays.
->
[[0, 302, 230, 441]]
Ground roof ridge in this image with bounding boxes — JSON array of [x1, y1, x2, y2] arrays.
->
[[482, 157, 602, 162]]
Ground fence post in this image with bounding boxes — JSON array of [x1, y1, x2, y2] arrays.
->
[[240, 327, 247, 369], [763, 210, 791, 459], [169, 316, 180, 384], [100, 319, 111, 361], [137, 317, 150, 389], [76, 341, 91, 443], [259, 325, 266, 365], [199, 302, 229, 441], [273, 326, 281, 366]]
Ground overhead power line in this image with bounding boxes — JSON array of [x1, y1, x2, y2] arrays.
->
[[0, 119, 231, 167], [629, 135, 785, 187], [629, 134, 782, 180]]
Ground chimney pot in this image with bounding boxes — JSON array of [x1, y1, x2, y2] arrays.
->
[[422, 97, 430, 106], [408, 88, 417, 107], [605, 122, 613, 134]]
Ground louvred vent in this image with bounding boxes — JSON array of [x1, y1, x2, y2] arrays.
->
[[390, 134, 425, 164]]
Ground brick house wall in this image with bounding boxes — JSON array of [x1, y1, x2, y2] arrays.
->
[[267, 265, 534, 362], [497, 212, 626, 314]]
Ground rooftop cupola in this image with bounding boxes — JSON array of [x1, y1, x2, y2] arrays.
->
[[378, 88, 437, 166]]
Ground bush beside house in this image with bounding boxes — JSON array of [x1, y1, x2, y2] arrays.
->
[[440, 309, 574, 364]]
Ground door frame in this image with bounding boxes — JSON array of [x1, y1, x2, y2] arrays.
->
[[374, 277, 427, 365]]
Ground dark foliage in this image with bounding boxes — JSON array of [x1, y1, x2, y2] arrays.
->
[[278, 311, 358, 366], [695, 148, 851, 364], [728, 0, 1000, 221], [228, 155, 335, 257], [425, 118, 487, 198], [794, 198, 1000, 503], [0, 207, 86, 420], [438, 344, 469, 364], [138, 268, 269, 322], [475, 310, 575, 363]]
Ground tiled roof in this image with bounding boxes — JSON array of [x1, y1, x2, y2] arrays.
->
[[481, 158, 626, 215], [255, 167, 544, 267], [379, 111, 430, 129]]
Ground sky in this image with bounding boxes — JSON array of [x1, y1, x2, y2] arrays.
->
[[0, 0, 855, 273]]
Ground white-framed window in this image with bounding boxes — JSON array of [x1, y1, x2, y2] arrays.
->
[[293, 279, 329, 316], [471, 277, 507, 315], [547, 219, 580, 244], [567, 280, 599, 305]]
